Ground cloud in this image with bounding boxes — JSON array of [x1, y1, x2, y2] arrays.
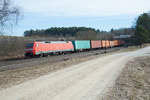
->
[[15, 0, 150, 16]]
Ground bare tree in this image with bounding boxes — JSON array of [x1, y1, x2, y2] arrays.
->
[[0, 0, 20, 35]]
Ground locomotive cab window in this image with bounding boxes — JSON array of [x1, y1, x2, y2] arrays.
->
[[36, 44, 39, 47], [26, 43, 34, 48]]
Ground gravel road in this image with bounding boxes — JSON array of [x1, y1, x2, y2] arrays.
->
[[0, 47, 150, 100]]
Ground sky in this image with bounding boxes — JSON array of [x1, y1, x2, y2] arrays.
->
[[12, 0, 150, 36]]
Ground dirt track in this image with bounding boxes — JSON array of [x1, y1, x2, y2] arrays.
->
[[0, 47, 150, 100]]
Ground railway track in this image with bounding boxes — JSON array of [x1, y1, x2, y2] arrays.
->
[[0, 47, 122, 72]]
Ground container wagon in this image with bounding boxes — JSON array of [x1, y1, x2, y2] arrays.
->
[[101, 40, 110, 48], [110, 41, 114, 48], [105, 40, 110, 48], [25, 41, 74, 56], [72, 40, 90, 51], [101, 40, 106, 48], [90, 40, 102, 49], [113, 40, 119, 47]]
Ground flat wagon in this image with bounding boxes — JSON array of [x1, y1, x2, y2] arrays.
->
[[72, 40, 90, 51]]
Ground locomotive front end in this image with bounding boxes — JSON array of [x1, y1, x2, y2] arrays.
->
[[25, 43, 35, 57]]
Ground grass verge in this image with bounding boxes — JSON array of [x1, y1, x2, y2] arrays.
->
[[102, 56, 150, 100]]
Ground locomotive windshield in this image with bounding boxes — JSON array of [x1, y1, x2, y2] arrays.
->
[[26, 43, 34, 48]]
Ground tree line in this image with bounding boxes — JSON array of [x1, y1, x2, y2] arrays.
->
[[24, 27, 99, 37], [24, 26, 136, 41], [134, 13, 150, 45]]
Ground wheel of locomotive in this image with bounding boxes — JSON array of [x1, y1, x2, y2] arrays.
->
[[38, 53, 44, 57]]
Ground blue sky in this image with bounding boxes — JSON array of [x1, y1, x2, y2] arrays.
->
[[12, 0, 150, 36]]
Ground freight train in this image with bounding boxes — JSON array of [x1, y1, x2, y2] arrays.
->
[[25, 40, 125, 57]]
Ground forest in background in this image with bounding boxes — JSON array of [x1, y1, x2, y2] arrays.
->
[[24, 27, 134, 41]]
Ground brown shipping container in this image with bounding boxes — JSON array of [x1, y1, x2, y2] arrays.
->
[[101, 40, 106, 48], [105, 40, 110, 48], [114, 40, 119, 46], [91, 40, 102, 49], [110, 41, 114, 47]]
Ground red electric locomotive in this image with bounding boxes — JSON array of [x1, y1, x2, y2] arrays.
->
[[25, 41, 74, 57]]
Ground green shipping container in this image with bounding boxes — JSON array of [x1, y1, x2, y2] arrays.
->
[[72, 40, 90, 51]]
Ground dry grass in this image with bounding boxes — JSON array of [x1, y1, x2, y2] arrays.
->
[[102, 56, 150, 100], [117, 43, 150, 53], [118, 46, 141, 52], [0, 36, 34, 60]]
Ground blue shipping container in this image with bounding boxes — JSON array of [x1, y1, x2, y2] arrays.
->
[[72, 40, 91, 51]]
